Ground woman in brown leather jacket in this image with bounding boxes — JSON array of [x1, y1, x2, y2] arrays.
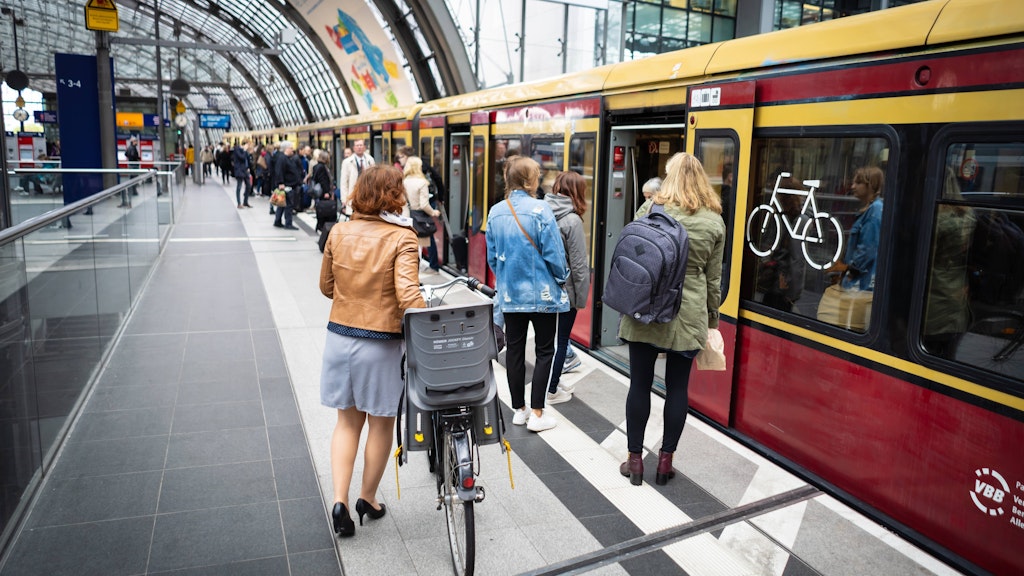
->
[[319, 164, 426, 537]]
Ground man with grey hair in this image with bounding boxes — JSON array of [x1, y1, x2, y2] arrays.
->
[[338, 139, 374, 216], [273, 141, 303, 230]]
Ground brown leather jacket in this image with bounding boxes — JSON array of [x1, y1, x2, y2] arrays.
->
[[319, 214, 426, 333]]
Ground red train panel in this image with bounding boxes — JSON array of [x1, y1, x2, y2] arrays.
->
[[733, 326, 1024, 575]]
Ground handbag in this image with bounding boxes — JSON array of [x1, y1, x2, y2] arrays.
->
[[270, 188, 287, 207], [816, 283, 873, 331], [409, 209, 437, 237], [695, 328, 726, 371]]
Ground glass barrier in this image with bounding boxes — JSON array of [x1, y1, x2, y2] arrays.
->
[[0, 167, 182, 551]]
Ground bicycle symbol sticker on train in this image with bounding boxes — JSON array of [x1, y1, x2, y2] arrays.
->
[[746, 172, 844, 270]]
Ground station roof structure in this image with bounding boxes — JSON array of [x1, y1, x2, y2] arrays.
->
[[0, 0, 474, 132]]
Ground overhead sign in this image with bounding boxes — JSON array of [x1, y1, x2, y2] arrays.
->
[[34, 110, 58, 124], [116, 112, 144, 127], [198, 113, 231, 129], [84, 0, 119, 32]]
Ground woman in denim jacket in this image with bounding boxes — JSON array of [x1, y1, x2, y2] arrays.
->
[[487, 156, 569, 432]]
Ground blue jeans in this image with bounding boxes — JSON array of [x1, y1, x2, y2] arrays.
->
[[547, 308, 578, 393], [235, 176, 251, 205], [274, 205, 293, 227]]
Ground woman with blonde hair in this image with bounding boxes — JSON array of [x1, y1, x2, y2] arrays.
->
[[403, 156, 441, 272], [319, 164, 426, 537], [619, 152, 725, 486]]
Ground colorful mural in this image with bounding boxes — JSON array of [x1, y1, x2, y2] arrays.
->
[[289, 0, 413, 113]]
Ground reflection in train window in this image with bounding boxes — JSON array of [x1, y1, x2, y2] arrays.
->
[[923, 141, 1024, 381], [491, 138, 522, 208], [570, 136, 596, 261], [433, 137, 444, 186], [471, 135, 485, 233], [746, 136, 889, 333], [420, 137, 431, 164], [697, 134, 737, 296], [531, 136, 565, 197]]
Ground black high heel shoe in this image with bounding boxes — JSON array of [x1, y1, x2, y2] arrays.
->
[[332, 502, 355, 537], [354, 498, 387, 526]]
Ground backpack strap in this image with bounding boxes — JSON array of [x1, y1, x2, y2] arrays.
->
[[506, 199, 540, 254]]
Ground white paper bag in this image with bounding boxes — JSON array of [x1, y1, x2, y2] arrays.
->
[[695, 328, 726, 371]]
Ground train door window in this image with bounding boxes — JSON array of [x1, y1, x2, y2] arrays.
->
[[569, 135, 596, 253], [372, 135, 384, 164], [746, 135, 890, 333], [421, 137, 431, 162], [492, 138, 522, 208], [471, 136, 486, 232], [392, 138, 406, 164], [696, 133, 737, 295], [530, 136, 565, 196], [433, 137, 445, 193], [920, 140, 1024, 381]]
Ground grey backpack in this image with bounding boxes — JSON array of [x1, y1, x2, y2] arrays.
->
[[603, 203, 689, 324]]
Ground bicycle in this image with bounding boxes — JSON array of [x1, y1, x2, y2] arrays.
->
[[396, 275, 507, 576], [746, 172, 845, 270]]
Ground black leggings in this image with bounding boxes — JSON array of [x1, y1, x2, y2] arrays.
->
[[625, 341, 695, 454], [504, 312, 557, 411]]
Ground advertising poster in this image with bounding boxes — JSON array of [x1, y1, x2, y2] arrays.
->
[[287, 0, 413, 113]]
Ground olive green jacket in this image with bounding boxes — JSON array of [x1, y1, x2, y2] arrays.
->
[[617, 201, 726, 352]]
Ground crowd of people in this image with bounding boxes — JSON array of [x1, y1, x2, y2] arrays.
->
[[309, 149, 725, 538]]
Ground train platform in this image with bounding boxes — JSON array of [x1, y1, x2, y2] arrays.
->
[[0, 178, 965, 576]]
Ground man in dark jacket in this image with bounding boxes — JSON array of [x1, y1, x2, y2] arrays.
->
[[232, 140, 253, 208], [119, 136, 141, 206], [273, 141, 303, 230]]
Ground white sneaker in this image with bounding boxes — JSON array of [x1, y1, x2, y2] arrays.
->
[[527, 411, 557, 432], [562, 356, 582, 374], [557, 383, 576, 394], [546, 389, 572, 405], [512, 408, 529, 426]]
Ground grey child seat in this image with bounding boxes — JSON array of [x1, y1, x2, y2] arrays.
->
[[403, 302, 498, 412]]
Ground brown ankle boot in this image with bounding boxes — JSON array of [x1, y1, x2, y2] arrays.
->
[[619, 452, 643, 486], [655, 450, 675, 485]]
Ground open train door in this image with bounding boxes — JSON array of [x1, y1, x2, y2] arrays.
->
[[685, 80, 755, 426], [597, 124, 686, 361]]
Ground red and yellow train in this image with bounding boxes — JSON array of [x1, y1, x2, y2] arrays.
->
[[228, 1, 1024, 572]]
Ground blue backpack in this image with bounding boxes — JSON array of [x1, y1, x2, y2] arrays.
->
[[603, 203, 689, 324]]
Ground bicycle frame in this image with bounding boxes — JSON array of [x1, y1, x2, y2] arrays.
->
[[767, 172, 824, 241]]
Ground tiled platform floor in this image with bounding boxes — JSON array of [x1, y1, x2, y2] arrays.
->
[[0, 180, 966, 576]]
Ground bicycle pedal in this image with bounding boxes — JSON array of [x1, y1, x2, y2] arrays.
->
[[474, 486, 486, 503]]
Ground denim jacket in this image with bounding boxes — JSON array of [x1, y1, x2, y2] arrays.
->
[[842, 197, 883, 291], [486, 190, 569, 314]]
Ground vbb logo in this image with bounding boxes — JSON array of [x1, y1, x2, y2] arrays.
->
[[970, 467, 1009, 516]]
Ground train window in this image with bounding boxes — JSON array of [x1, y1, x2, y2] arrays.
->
[[491, 138, 522, 208], [392, 138, 406, 165], [470, 136, 485, 233], [420, 137, 431, 162], [921, 141, 1024, 380], [697, 134, 737, 295], [433, 137, 444, 191], [531, 136, 565, 196], [569, 136, 596, 259], [746, 135, 890, 333]]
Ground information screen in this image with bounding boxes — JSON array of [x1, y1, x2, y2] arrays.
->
[[199, 114, 231, 129]]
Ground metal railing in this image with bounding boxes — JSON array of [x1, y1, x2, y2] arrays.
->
[[0, 165, 184, 556]]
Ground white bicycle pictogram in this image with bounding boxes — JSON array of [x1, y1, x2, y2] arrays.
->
[[746, 172, 844, 270]]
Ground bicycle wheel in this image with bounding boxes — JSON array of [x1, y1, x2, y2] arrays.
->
[[801, 215, 844, 270], [441, 430, 475, 576], [746, 205, 781, 257]]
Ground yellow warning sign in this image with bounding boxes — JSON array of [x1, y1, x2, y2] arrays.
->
[[175, 100, 186, 114], [85, 0, 119, 33]]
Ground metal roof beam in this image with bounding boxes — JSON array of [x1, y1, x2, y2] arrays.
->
[[111, 36, 283, 56]]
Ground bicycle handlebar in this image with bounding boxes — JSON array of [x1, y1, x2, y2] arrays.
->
[[420, 275, 494, 305]]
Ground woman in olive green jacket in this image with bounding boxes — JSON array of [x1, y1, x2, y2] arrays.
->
[[619, 152, 725, 486]]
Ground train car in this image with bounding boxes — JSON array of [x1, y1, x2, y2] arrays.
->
[[256, 1, 1023, 572]]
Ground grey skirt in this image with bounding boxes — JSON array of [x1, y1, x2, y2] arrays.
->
[[320, 331, 405, 417]]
